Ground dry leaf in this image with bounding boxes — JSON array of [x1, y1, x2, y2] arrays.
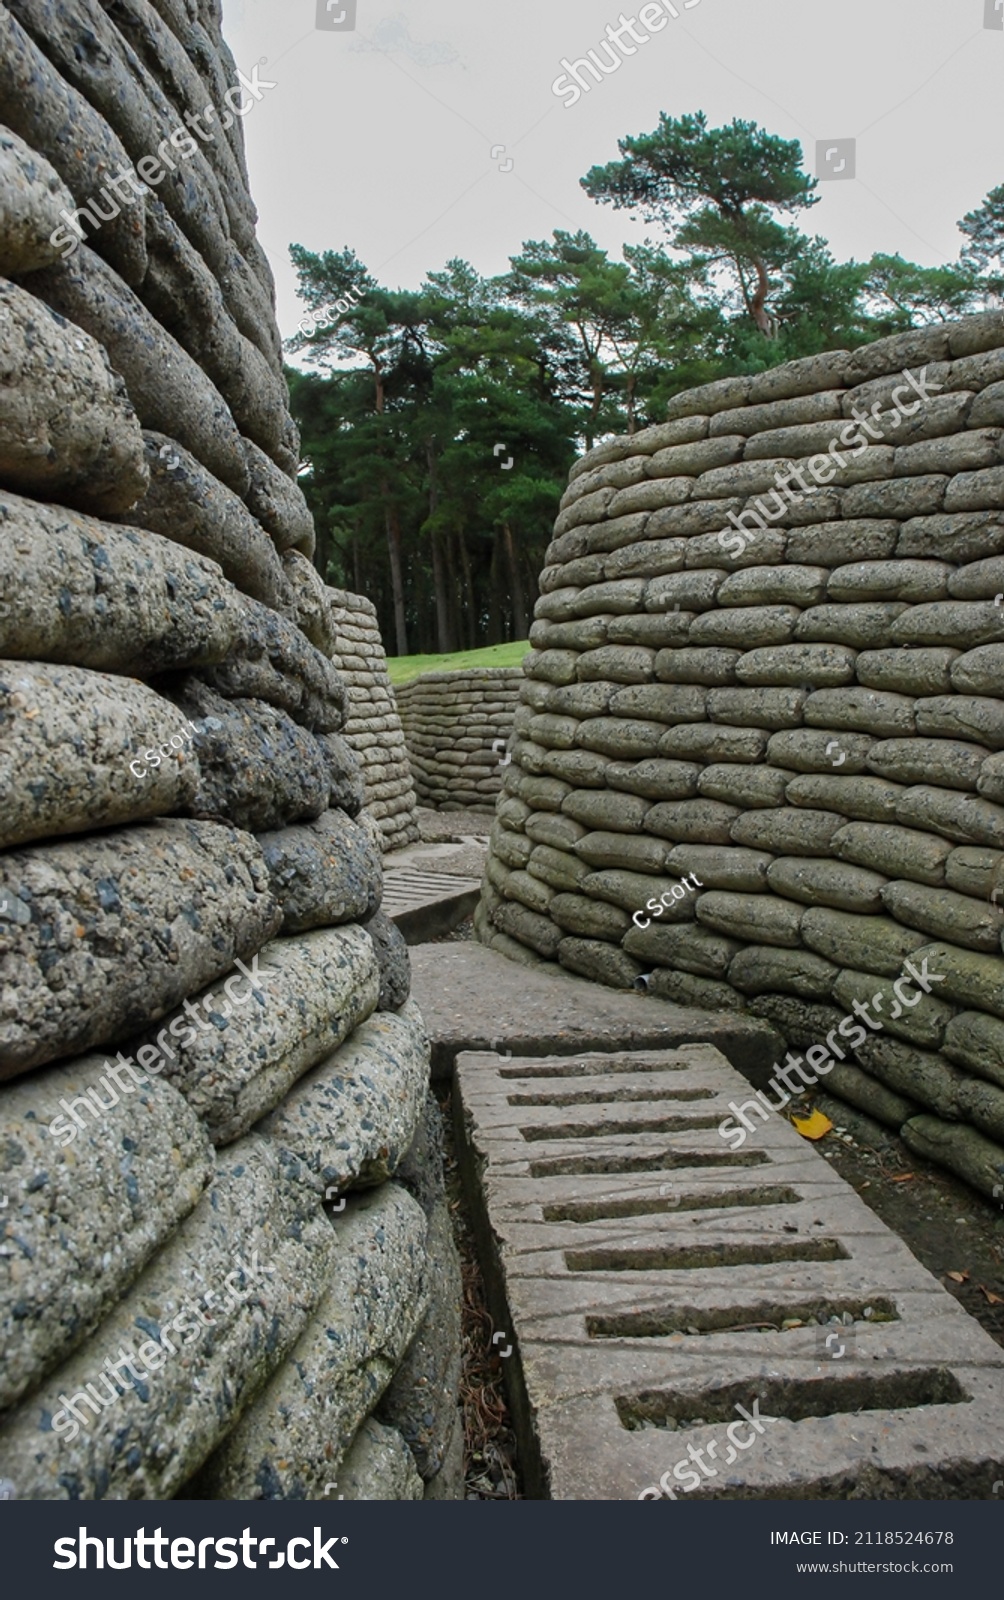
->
[[792, 1110, 833, 1141], [946, 1271, 970, 1285], [977, 1284, 1004, 1306]]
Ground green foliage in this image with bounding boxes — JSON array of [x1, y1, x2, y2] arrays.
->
[[287, 112, 1004, 653], [387, 640, 529, 683], [582, 112, 817, 231], [862, 253, 985, 329], [582, 112, 819, 339], [289, 247, 576, 654], [960, 184, 1004, 290]]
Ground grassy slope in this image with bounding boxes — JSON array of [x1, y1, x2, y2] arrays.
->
[[386, 639, 529, 686]]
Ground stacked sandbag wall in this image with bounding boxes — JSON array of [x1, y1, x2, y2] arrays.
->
[[398, 667, 523, 812], [0, 0, 460, 1500], [475, 314, 1004, 1202], [326, 585, 420, 852]]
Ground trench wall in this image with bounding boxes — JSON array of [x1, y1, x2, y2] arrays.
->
[[0, 0, 459, 1500], [475, 316, 1004, 1201], [326, 585, 420, 852], [398, 667, 522, 812]]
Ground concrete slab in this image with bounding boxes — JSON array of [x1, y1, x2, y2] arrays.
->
[[381, 866, 480, 943], [454, 1045, 1004, 1500], [410, 943, 782, 1081]]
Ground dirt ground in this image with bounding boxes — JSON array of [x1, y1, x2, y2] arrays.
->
[[439, 1088, 522, 1501], [812, 1108, 1004, 1349]]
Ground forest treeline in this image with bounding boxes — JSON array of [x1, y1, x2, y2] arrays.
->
[[286, 113, 1004, 657]]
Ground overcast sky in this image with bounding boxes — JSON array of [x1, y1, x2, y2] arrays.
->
[[220, 0, 1004, 350]]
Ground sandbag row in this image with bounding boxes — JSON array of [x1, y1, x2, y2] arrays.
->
[[398, 667, 523, 812], [0, 4, 459, 1502], [327, 585, 420, 851], [476, 315, 1004, 1202], [0, 0, 284, 387]]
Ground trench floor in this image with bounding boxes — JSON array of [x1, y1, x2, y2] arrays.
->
[[420, 931, 1004, 1499]]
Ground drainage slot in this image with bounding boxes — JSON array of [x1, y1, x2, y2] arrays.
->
[[566, 1238, 849, 1272], [588, 1295, 899, 1339], [509, 1086, 714, 1107], [616, 1367, 969, 1431], [530, 1149, 768, 1178], [498, 1058, 691, 1079], [545, 1185, 801, 1224], [521, 1115, 722, 1142]]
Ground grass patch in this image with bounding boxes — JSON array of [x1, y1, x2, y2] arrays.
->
[[387, 640, 529, 686]]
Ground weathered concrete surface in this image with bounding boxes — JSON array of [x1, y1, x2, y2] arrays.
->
[[173, 680, 331, 832], [0, 1051, 212, 1410], [0, 491, 247, 674], [382, 867, 482, 945], [243, 436, 315, 558], [361, 909, 411, 1009], [0, 124, 75, 275], [317, 731, 367, 817], [282, 549, 335, 654], [0, 660, 199, 849], [331, 1417, 424, 1500], [0, 7, 148, 286], [409, 941, 782, 1081], [257, 808, 382, 934], [0, 1135, 336, 1499], [397, 667, 522, 812], [0, 818, 280, 1078], [115, 431, 288, 609], [455, 1045, 1004, 1500], [325, 585, 420, 852], [479, 320, 1004, 1197], [136, 926, 381, 1146], [205, 595, 346, 735], [5, 0, 241, 283], [189, 1184, 429, 1499], [374, 1087, 462, 1488], [259, 1000, 429, 1198], [0, 278, 148, 514], [140, 199, 291, 463], [24, 247, 249, 495], [95, 0, 262, 264], [375, 1201, 462, 1481]]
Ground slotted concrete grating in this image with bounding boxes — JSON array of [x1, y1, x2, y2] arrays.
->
[[455, 1044, 1004, 1501], [381, 867, 481, 941]]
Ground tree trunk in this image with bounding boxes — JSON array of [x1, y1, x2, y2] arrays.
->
[[503, 522, 528, 640], [312, 515, 330, 584], [426, 438, 454, 653], [456, 528, 477, 649], [431, 532, 453, 653], [448, 539, 464, 655], [585, 363, 604, 451], [488, 526, 506, 644], [750, 256, 776, 338], [383, 492, 409, 656]]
